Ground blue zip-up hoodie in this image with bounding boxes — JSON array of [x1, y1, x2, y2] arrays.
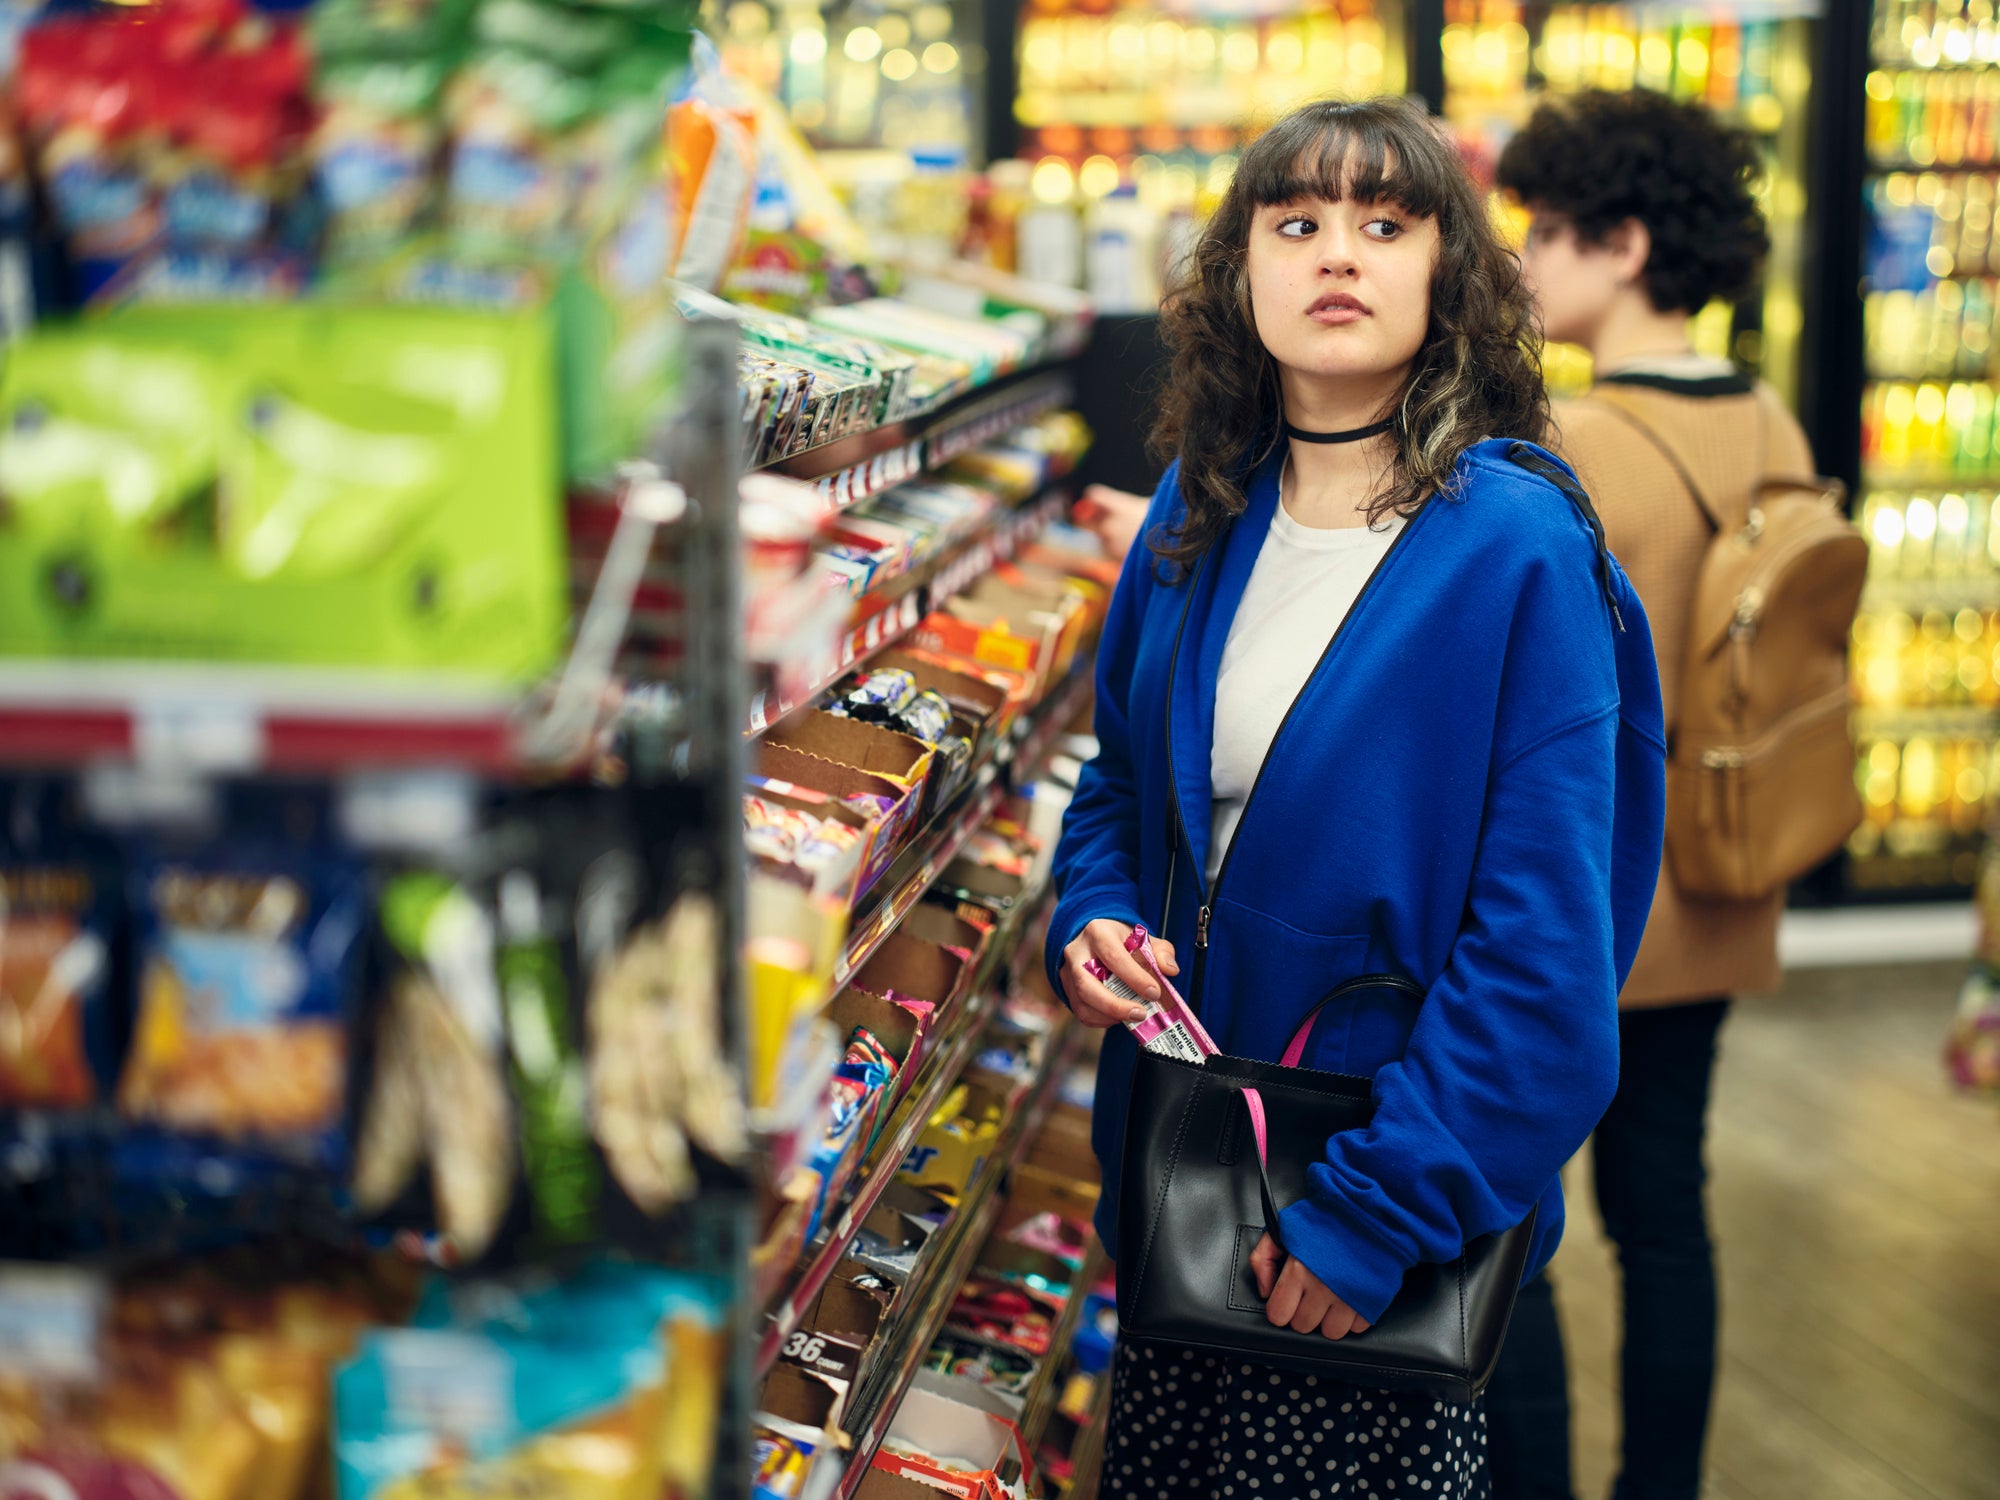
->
[[1046, 439, 1666, 1325]]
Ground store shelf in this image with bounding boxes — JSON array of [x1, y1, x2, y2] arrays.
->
[[926, 373, 1077, 470], [1870, 156, 2000, 173], [745, 490, 1068, 738], [765, 367, 1076, 507], [1016, 94, 1259, 131], [1852, 702, 2000, 735], [833, 655, 1087, 990], [1018, 1241, 1109, 1456], [756, 980, 1002, 1376], [801, 437, 929, 515], [1862, 576, 2000, 609], [1864, 468, 2000, 490], [829, 1025, 1079, 1500], [837, 777, 1007, 992], [1868, 270, 2000, 286], [0, 660, 524, 776], [755, 667, 1084, 1375], [1871, 57, 2000, 73], [1058, 1353, 1116, 1500], [756, 824, 1058, 1377], [1009, 661, 1094, 785]]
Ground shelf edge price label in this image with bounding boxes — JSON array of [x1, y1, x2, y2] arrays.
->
[[133, 699, 266, 772], [0, 1265, 106, 1383], [379, 1330, 515, 1444]]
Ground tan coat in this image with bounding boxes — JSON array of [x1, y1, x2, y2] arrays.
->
[[1553, 381, 1816, 1007]]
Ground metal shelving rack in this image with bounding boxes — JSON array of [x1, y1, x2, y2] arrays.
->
[[738, 342, 1105, 1495], [0, 313, 761, 1500]]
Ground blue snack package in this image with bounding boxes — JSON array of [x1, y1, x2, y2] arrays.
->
[[117, 852, 368, 1168], [336, 1258, 729, 1500]]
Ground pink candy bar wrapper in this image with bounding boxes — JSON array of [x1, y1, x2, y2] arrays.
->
[[1082, 925, 1217, 1065]]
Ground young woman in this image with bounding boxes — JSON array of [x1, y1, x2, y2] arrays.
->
[[1485, 92, 1815, 1500], [1047, 96, 1667, 1499]]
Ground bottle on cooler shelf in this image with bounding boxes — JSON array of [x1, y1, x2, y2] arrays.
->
[[1084, 182, 1161, 315]]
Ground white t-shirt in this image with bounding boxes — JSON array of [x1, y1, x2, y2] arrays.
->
[[1206, 499, 1403, 886]]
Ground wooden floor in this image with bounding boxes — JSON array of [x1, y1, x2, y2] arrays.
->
[[1552, 960, 2000, 1500]]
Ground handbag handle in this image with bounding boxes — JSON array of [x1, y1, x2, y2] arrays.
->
[[1277, 973, 1426, 1067], [1277, 987, 1355, 1068], [1232, 1083, 1288, 1253]]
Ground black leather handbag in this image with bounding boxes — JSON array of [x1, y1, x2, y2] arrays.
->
[[1116, 974, 1537, 1403]]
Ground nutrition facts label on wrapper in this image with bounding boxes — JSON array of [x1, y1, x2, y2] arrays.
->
[[1089, 964, 1210, 1065]]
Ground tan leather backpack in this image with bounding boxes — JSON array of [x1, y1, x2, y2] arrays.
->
[[1590, 385, 1868, 901]]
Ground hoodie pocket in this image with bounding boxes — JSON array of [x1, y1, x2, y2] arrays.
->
[[1201, 899, 1379, 1070]]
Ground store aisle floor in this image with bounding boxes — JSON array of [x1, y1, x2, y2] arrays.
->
[[1550, 960, 2000, 1500]]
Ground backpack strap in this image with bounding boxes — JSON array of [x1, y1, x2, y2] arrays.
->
[[1582, 382, 1763, 535], [1504, 442, 1627, 634]]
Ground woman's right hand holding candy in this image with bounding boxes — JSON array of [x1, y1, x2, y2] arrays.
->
[[1059, 919, 1181, 1028]]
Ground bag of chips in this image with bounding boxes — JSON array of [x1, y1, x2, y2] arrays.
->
[[119, 855, 368, 1164]]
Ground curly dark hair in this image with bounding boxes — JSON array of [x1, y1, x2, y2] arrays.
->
[[1495, 88, 1769, 316], [1150, 96, 1549, 567]]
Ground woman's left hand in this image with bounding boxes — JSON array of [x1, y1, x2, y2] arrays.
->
[[1250, 1233, 1373, 1341]]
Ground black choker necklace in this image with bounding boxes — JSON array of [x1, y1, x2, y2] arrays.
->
[[1283, 418, 1394, 444]]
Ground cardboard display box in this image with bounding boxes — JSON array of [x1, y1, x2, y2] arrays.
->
[[993, 1164, 1099, 1253], [874, 646, 1014, 760], [746, 779, 872, 907], [934, 855, 1028, 919], [767, 713, 935, 888], [851, 1187, 948, 1285], [889, 644, 1036, 736], [1022, 1094, 1094, 1187], [823, 986, 930, 1163], [779, 1272, 883, 1421], [994, 560, 1105, 669], [769, 711, 934, 796], [897, 903, 993, 996], [828, 986, 928, 1095], [855, 1470, 956, 1500], [753, 1169, 819, 1309], [754, 1364, 848, 1494], [874, 1370, 1036, 1500], [852, 929, 969, 1032], [755, 741, 923, 899], [897, 1075, 1007, 1197]]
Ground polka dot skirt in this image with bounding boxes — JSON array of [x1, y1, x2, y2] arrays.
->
[[1101, 1340, 1490, 1499]]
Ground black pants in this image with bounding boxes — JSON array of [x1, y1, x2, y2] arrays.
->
[[1486, 999, 1729, 1500]]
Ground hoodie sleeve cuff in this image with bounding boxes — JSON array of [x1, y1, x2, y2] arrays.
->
[[1277, 1194, 1414, 1327]]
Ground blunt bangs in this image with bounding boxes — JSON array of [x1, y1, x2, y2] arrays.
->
[[1235, 101, 1452, 222]]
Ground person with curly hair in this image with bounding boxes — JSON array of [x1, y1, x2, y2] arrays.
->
[[1046, 95, 1667, 1499], [1486, 90, 1820, 1500]]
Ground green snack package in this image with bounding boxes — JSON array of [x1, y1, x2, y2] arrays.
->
[[498, 869, 601, 1249], [0, 329, 229, 543], [473, 0, 645, 71], [313, 58, 453, 268], [220, 381, 458, 582], [0, 304, 570, 680], [311, 0, 481, 62]]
